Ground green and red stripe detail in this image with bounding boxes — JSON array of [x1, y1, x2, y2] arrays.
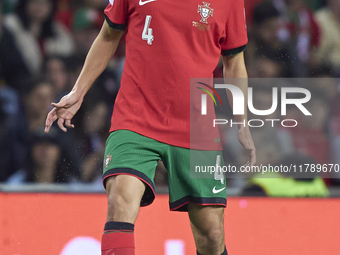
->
[[196, 82, 223, 106]]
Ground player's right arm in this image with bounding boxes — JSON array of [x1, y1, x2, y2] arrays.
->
[[45, 21, 124, 133], [222, 53, 256, 168]]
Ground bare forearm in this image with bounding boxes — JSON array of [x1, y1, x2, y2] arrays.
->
[[72, 22, 123, 97], [222, 53, 248, 128], [223, 55, 248, 79]]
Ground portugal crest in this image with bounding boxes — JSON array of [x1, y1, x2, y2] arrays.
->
[[197, 2, 214, 24], [105, 154, 112, 169]]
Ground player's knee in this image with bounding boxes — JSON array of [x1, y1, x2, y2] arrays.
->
[[197, 225, 224, 251], [206, 226, 224, 246]]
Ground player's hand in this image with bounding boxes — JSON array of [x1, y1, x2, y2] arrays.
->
[[237, 127, 256, 167], [45, 91, 83, 133]]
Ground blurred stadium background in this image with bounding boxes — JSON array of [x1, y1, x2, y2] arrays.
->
[[1, 0, 340, 254]]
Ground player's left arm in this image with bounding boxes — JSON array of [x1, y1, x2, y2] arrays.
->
[[222, 52, 256, 167]]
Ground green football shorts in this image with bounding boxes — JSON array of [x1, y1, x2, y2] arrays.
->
[[103, 130, 226, 211]]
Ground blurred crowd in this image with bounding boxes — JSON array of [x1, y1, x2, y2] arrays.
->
[[0, 0, 340, 192], [0, 0, 122, 185]]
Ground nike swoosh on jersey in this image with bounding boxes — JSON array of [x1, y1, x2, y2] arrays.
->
[[139, 0, 157, 6], [212, 186, 226, 194]]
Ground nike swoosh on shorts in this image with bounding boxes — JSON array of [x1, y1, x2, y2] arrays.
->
[[212, 186, 226, 194]]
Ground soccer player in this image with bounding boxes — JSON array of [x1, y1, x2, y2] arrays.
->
[[45, 0, 256, 254]]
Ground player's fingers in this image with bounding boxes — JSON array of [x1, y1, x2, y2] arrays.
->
[[65, 119, 75, 129], [249, 149, 256, 167], [243, 160, 250, 168], [242, 157, 250, 167], [45, 123, 51, 133], [52, 101, 67, 109], [45, 110, 57, 133], [57, 118, 67, 132]]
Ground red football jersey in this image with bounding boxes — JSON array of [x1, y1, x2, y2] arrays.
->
[[105, 0, 248, 150]]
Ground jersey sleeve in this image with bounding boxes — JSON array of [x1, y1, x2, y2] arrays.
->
[[104, 0, 128, 31], [220, 0, 248, 56]]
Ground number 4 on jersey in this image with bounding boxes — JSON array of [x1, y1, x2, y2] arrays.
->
[[214, 155, 224, 184], [142, 15, 154, 45]]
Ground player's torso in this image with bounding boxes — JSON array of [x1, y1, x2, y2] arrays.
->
[[126, 0, 228, 37], [124, 0, 229, 74], [109, 0, 234, 149]]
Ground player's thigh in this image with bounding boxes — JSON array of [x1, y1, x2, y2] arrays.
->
[[103, 130, 162, 207]]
